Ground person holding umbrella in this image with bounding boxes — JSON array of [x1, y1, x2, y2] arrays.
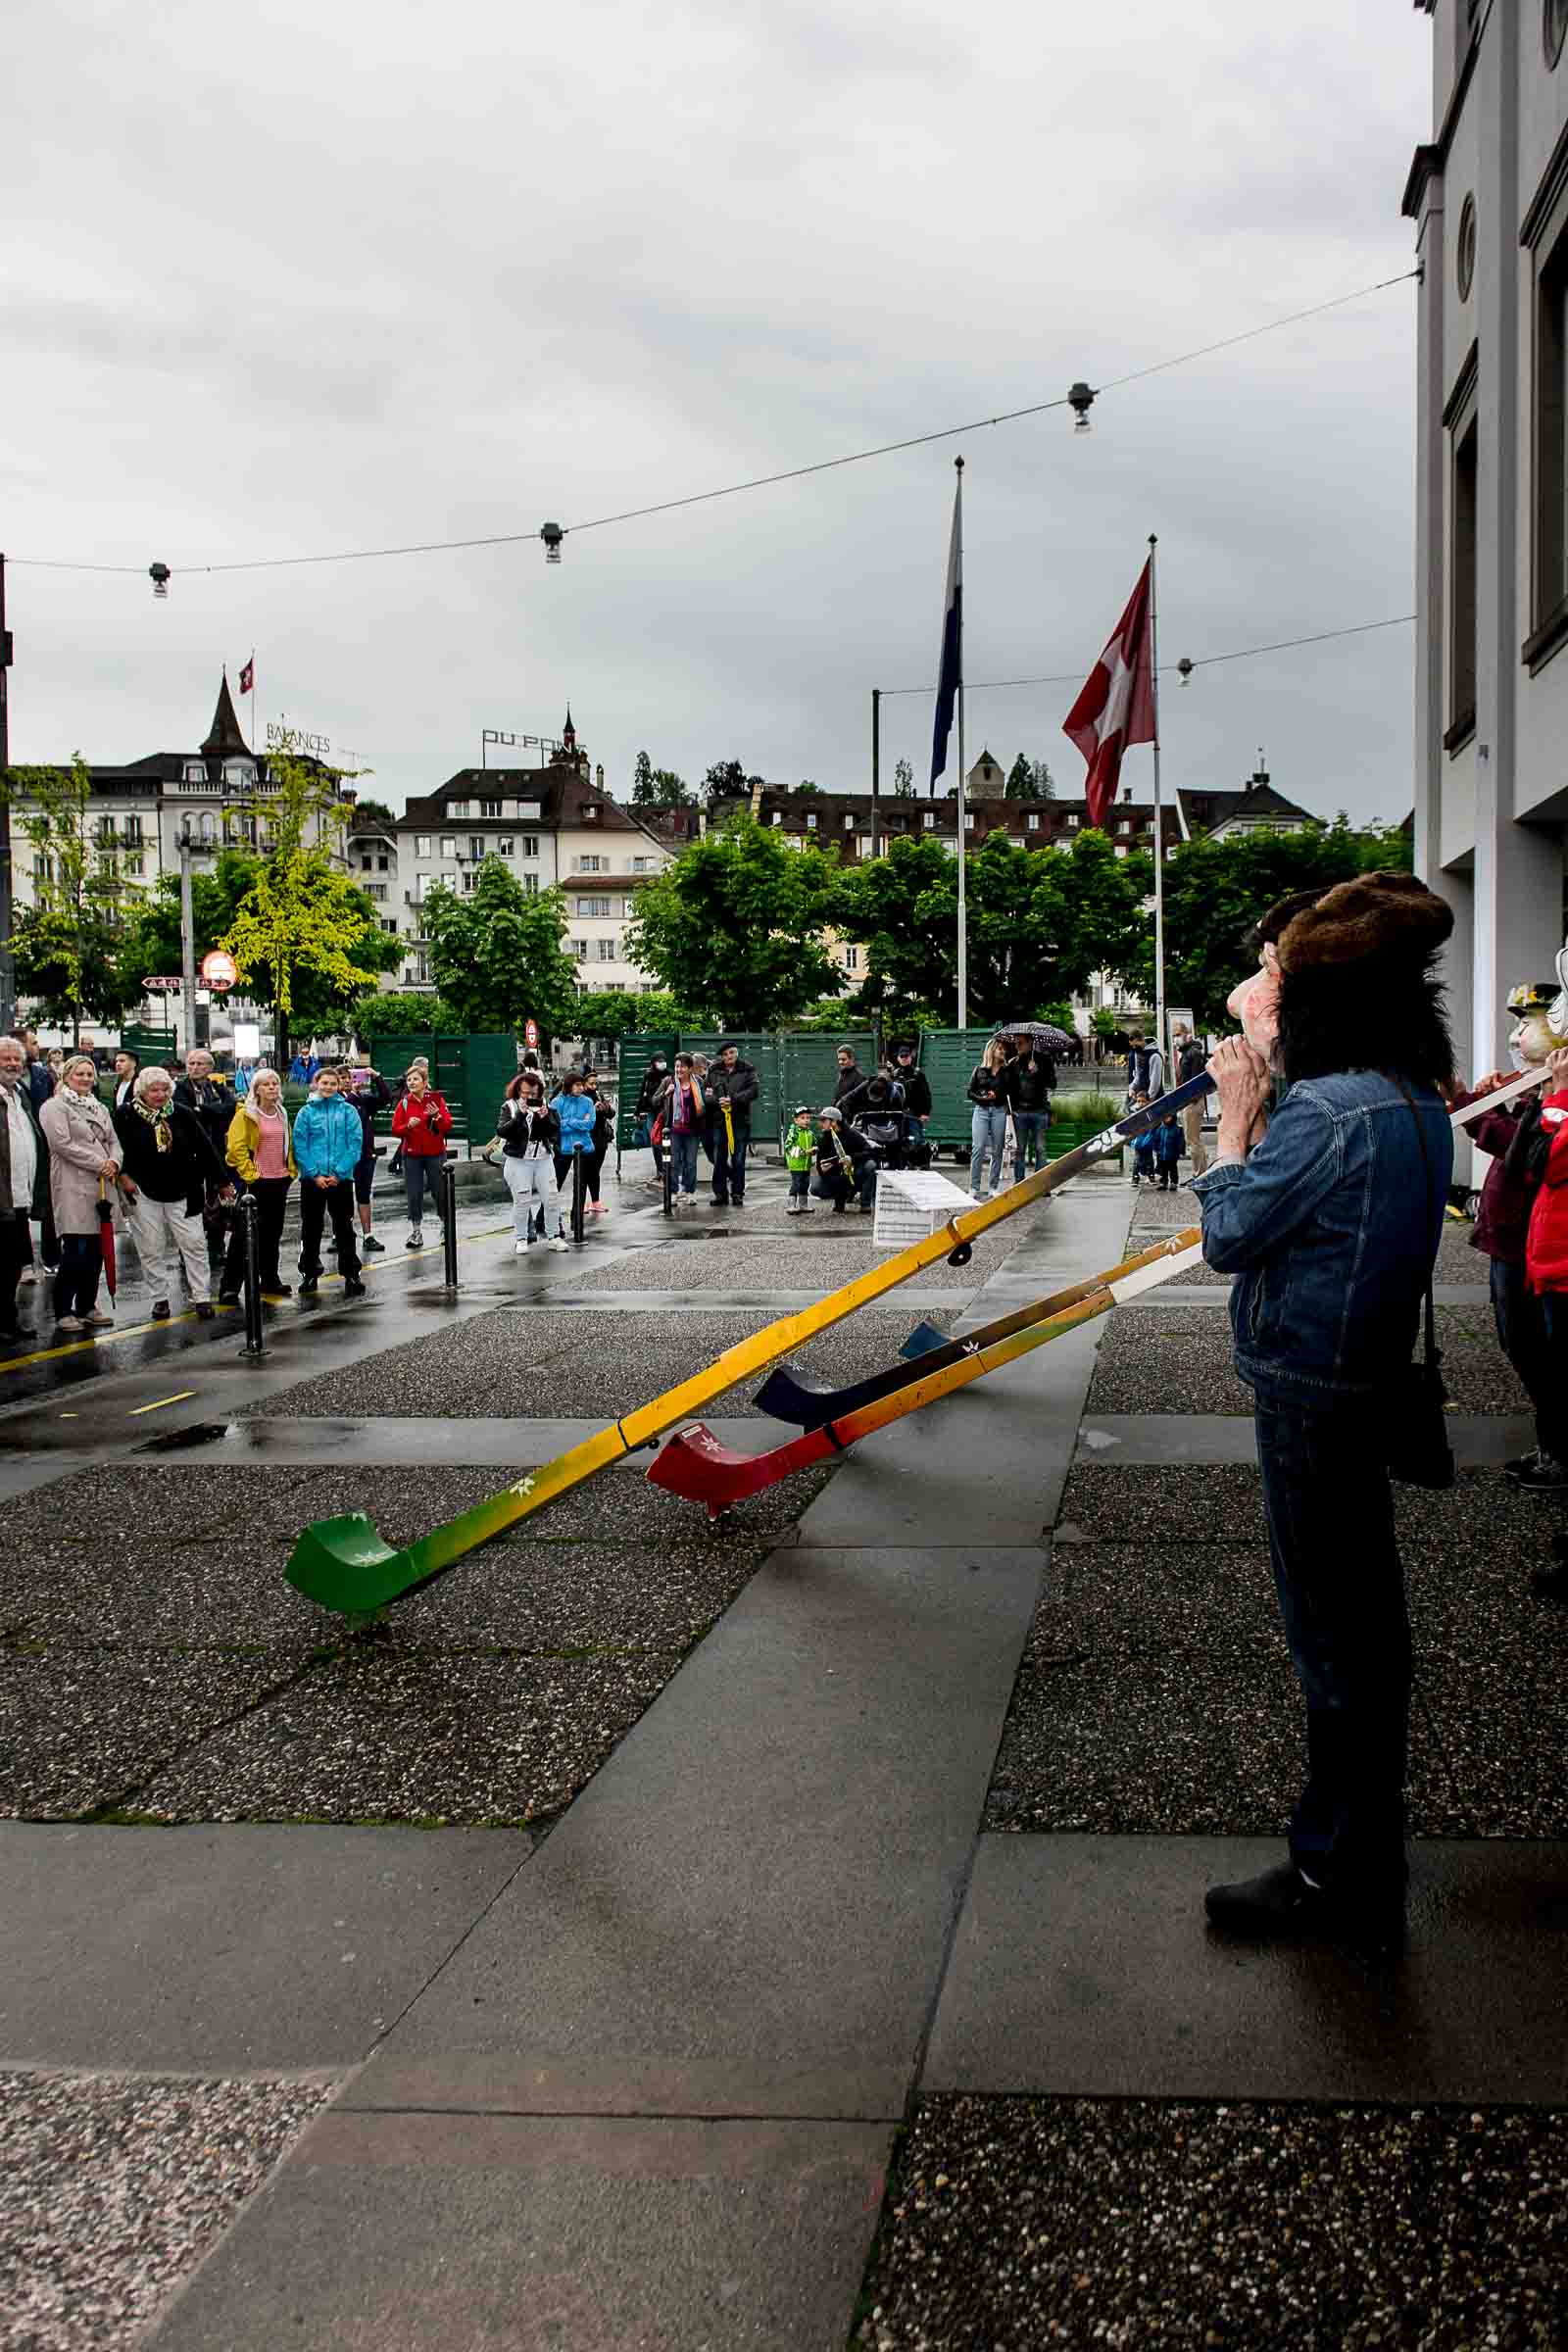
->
[[39, 1054, 124, 1332]]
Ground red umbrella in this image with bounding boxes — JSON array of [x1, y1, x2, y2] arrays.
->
[[97, 1175, 118, 1300]]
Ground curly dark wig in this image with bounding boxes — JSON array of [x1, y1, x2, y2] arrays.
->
[[1276, 953, 1455, 1090]]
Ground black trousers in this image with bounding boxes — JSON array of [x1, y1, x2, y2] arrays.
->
[[0, 1215, 29, 1333], [1491, 1256, 1568, 1463], [221, 1178, 291, 1293], [299, 1180, 361, 1281]]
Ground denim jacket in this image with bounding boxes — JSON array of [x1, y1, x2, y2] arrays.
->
[[1191, 1069, 1452, 1403]]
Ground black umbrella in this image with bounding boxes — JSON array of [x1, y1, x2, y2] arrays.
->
[[991, 1020, 1074, 1056]]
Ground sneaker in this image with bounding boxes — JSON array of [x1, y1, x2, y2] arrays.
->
[[18, 1267, 35, 1286], [194, 1302, 215, 1321], [514, 1239, 529, 1255], [1504, 1449, 1568, 1491], [298, 1275, 319, 1297], [406, 1229, 424, 1251], [262, 1282, 292, 1299], [590, 1201, 609, 1218], [56, 1314, 85, 1333], [343, 1278, 368, 1298], [362, 1235, 387, 1255], [151, 1300, 171, 1321], [548, 1235, 570, 1252], [219, 1290, 241, 1307], [643, 1175, 663, 1191], [785, 1200, 800, 1216]]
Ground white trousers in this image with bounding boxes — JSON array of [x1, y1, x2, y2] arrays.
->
[[127, 1194, 211, 1305], [503, 1155, 560, 1238]]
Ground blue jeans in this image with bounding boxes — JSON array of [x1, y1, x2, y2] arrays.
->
[[1012, 1109, 1049, 1181], [1253, 1395, 1409, 1890], [54, 1232, 104, 1320], [970, 1105, 1007, 1195], [668, 1130, 699, 1196], [404, 1155, 444, 1225]]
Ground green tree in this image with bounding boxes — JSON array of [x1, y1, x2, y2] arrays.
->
[[570, 988, 642, 1042], [421, 858, 580, 1039], [623, 814, 845, 1028], [631, 751, 655, 802], [892, 759, 915, 800], [1004, 755, 1040, 800], [3, 757, 147, 1039], [348, 989, 470, 1038], [703, 759, 762, 810], [838, 829, 1148, 1025], [219, 751, 398, 1064], [1125, 818, 1415, 1028], [795, 779, 820, 795], [349, 796, 398, 831], [650, 769, 694, 806]]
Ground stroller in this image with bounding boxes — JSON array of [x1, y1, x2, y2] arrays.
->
[[851, 1079, 933, 1177]]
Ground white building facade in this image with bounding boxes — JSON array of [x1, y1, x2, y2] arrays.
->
[[1405, 0, 1568, 1102]]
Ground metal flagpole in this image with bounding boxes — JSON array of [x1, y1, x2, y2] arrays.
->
[[956, 457, 967, 1034], [1147, 534, 1167, 1078]]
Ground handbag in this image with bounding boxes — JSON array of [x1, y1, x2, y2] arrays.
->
[[1386, 1083, 1455, 1490]]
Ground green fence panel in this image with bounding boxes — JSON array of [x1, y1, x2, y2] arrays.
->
[[367, 1034, 473, 1149], [778, 1032, 875, 1130], [121, 1022, 176, 1060], [614, 1032, 678, 1152], [678, 1033, 781, 1145], [917, 1029, 992, 1155], [463, 1035, 520, 1152]]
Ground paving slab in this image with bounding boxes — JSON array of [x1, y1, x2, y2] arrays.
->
[[1076, 1411, 1536, 1466], [145, 2109, 893, 2352], [856, 2092, 1567, 2352], [355, 1544, 1045, 2120], [0, 1824, 531, 2072], [923, 1835, 1568, 2104], [3, 2068, 330, 2352]]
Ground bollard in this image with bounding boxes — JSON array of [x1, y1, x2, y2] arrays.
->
[[662, 1142, 673, 1219], [441, 1152, 460, 1291], [571, 1149, 587, 1246], [239, 1194, 267, 1359]]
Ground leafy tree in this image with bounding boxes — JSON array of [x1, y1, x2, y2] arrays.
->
[[631, 751, 654, 802], [838, 829, 1148, 1026], [1004, 756, 1053, 801], [350, 796, 398, 831], [420, 858, 580, 1039], [648, 769, 694, 806], [3, 758, 147, 1039], [349, 989, 470, 1038], [702, 759, 762, 809], [795, 779, 820, 795], [569, 989, 642, 1042], [892, 759, 915, 800], [1125, 818, 1415, 1028], [219, 752, 398, 1064], [622, 814, 845, 1028]]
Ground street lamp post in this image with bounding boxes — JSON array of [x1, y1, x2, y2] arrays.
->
[[0, 554, 14, 1037], [177, 821, 199, 1055]]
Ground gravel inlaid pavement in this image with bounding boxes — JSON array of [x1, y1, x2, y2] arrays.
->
[[856, 2095, 1568, 2351], [1, 2067, 328, 2352], [558, 1212, 1054, 1298], [129, 1644, 682, 1825], [1086, 1303, 1530, 1418]]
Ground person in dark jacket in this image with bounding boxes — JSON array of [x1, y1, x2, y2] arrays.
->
[[811, 1104, 875, 1212], [1448, 981, 1568, 1492], [114, 1065, 233, 1319], [338, 1053, 392, 1254], [19, 1031, 59, 1274], [580, 1068, 615, 1218], [1152, 1109, 1185, 1190], [706, 1041, 760, 1208], [0, 1036, 50, 1340], [175, 1048, 240, 1272], [495, 1071, 567, 1251], [966, 1040, 1015, 1197], [1010, 1049, 1055, 1181], [635, 1053, 670, 1190], [831, 1046, 865, 1104], [891, 1042, 932, 1123], [1172, 1025, 1209, 1175]]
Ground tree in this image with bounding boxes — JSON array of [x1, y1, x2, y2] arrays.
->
[[703, 759, 761, 809], [651, 770, 694, 804], [892, 759, 915, 800], [219, 751, 398, 1065], [350, 796, 397, 831], [1004, 756, 1053, 801], [837, 828, 1149, 1026], [569, 989, 642, 1042], [348, 990, 471, 1038], [1124, 818, 1415, 1028], [421, 858, 581, 1039], [631, 751, 654, 802], [3, 757, 147, 1039], [622, 814, 845, 1028], [796, 779, 820, 795]]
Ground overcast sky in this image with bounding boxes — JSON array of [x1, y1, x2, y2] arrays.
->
[[6, 0, 1429, 825]]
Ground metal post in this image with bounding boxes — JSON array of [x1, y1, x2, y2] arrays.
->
[[955, 458, 967, 1036], [441, 1152, 459, 1289], [239, 1194, 267, 1358], [1147, 535, 1167, 1075], [869, 687, 880, 860], [178, 823, 198, 1057], [662, 1134, 673, 1218], [0, 554, 14, 1037], [571, 1149, 586, 1245]]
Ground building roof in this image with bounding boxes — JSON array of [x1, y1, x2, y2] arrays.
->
[[399, 760, 650, 836], [201, 674, 251, 760]]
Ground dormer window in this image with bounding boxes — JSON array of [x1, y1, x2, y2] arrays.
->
[[224, 760, 255, 788], [184, 761, 205, 782]]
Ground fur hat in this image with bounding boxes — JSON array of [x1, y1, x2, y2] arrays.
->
[[1276, 870, 1453, 973], [1250, 886, 1330, 955]]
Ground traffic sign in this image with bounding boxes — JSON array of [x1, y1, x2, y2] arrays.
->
[[201, 950, 238, 992], [142, 976, 182, 993], [524, 1018, 540, 1048]]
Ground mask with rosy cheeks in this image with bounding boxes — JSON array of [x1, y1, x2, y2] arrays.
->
[[1226, 943, 1283, 1062]]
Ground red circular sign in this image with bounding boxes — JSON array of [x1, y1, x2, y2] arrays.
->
[[201, 950, 238, 992], [524, 1019, 540, 1047]]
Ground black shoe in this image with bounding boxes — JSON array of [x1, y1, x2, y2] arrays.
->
[[261, 1281, 292, 1299], [151, 1300, 171, 1321], [298, 1276, 319, 1298], [1204, 1861, 1403, 1959], [218, 1291, 241, 1307], [1503, 1449, 1568, 1491], [195, 1301, 215, 1320], [343, 1277, 368, 1298], [362, 1235, 386, 1254]]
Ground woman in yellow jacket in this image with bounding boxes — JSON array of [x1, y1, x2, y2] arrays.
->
[[219, 1068, 298, 1301]]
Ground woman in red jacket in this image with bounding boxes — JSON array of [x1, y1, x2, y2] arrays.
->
[[390, 1064, 453, 1250]]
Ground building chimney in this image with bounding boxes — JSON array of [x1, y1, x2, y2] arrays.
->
[[750, 776, 764, 820]]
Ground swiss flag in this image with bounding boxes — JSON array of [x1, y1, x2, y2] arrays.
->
[[238, 656, 255, 695], [1062, 561, 1155, 830]]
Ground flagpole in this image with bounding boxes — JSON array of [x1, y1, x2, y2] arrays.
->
[[1147, 534, 1167, 1076], [956, 455, 967, 1035]]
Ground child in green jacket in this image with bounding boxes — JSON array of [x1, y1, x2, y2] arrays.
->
[[783, 1104, 816, 1215]]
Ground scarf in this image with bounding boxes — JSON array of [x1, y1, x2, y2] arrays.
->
[[134, 1098, 174, 1152]]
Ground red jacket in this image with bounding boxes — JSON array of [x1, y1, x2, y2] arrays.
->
[[391, 1089, 453, 1158], [1526, 1088, 1568, 1294]]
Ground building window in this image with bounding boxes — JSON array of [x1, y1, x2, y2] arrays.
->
[[377, 855, 389, 870], [461, 870, 478, 894], [381, 918, 398, 935], [577, 854, 605, 872], [451, 800, 471, 818], [480, 800, 502, 818], [771, 811, 783, 825], [1533, 227, 1568, 653], [440, 835, 456, 858], [519, 803, 541, 820], [569, 937, 587, 961], [520, 835, 539, 858], [844, 945, 859, 972], [576, 896, 612, 916], [630, 856, 654, 870], [416, 834, 431, 858], [184, 761, 204, 782], [595, 937, 616, 961], [366, 883, 387, 902], [1027, 812, 1041, 831], [806, 814, 818, 830], [963, 812, 975, 830], [522, 873, 540, 895], [1448, 416, 1479, 745], [1067, 813, 1080, 828], [494, 836, 514, 858], [923, 812, 935, 829], [1548, 0, 1568, 70], [1456, 196, 1477, 302]]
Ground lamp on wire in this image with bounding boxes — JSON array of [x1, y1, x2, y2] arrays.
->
[[149, 562, 171, 600], [1177, 657, 1195, 687], [540, 522, 564, 565], [1067, 382, 1096, 434]]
